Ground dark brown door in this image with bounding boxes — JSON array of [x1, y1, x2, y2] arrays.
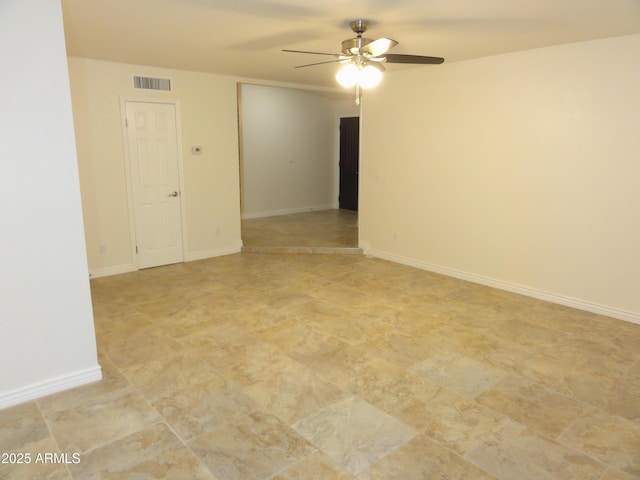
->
[[339, 116, 360, 211]]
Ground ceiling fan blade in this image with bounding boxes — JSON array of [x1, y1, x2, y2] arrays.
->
[[385, 54, 445, 65], [282, 49, 341, 57], [294, 59, 345, 68], [359, 37, 398, 57]]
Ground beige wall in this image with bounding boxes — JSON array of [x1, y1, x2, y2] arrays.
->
[[68, 58, 243, 276], [0, 0, 100, 407], [360, 34, 640, 323], [240, 84, 357, 218]]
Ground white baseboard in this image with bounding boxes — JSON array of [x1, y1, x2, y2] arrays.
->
[[89, 243, 243, 278], [0, 365, 103, 409], [242, 205, 335, 220], [185, 242, 243, 262], [362, 244, 640, 325], [89, 263, 136, 279]]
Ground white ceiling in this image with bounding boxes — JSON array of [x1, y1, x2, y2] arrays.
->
[[61, 0, 640, 89]]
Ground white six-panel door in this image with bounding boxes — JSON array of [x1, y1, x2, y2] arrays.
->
[[125, 101, 184, 269]]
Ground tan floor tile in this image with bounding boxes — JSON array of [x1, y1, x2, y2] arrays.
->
[[327, 356, 443, 415], [492, 318, 565, 349], [561, 371, 640, 421], [190, 285, 264, 311], [101, 330, 183, 369], [214, 304, 277, 334], [407, 295, 487, 319], [445, 284, 512, 308], [512, 350, 577, 388], [403, 397, 510, 456], [157, 302, 233, 338], [433, 325, 534, 372], [420, 322, 505, 355], [409, 351, 508, 398], [465, 419, 605, 480], [308, 282, 371, 307], [0, 401, 49, 453], [272, 451, 357, 479], [44, 387, 160, 453], [215, 342, 299, 387], [476, 375, 586, 438], [189, 411, 314, 480], [0, 437, 72, 480], [373, 307, 450, 337], [628, 359, 640, 384], [530, 308, 627, 343], [178, 325, 264, 373], [292, 397, 417, 476], [133, 294, 195, 319], [231, 277, 290, 301], [251, 315, 335, 354], [269, 277, 341, 302], [436, 304, 511, 332], [359, 330, 443, 368], [482, 343, 538, 376], [259, 285, 317, 309], [494, 302, 621, 343], [37, 354, 128, 414], [364, 434, 497, 480], [391, 386, 464, 434], [601, 468, 640, 480], [150, 375, 259, 441], [93, 307, 156, 339], [558, 407, 640, 476], [242, 209, 358, 248], [311, 313, 397, 347], [612, 325, 640, 355], [289, 338, 374, 381], [556, 316, 627, 344], [68, 423, 215, 479], [122, 349, 218, 401], [543, 336, 637, 378], [241, 361, 349, 425]]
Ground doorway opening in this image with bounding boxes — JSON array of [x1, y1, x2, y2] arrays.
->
[[339, 116, 360, 212], [237, 83, 360, 251]]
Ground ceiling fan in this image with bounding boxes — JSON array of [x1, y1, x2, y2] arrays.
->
[[283, 19, 444, 104]]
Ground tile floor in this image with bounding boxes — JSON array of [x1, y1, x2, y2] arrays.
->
[[1, 213, 639, 479], [241, 209, 358, 250]]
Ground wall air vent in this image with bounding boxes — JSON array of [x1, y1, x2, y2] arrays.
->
[[133, 75, 172, 91]]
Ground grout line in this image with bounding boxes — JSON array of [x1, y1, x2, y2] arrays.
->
[[36, 400, 76, 479]]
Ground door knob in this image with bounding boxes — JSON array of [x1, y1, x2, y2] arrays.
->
[[168, 191, 179, 197]]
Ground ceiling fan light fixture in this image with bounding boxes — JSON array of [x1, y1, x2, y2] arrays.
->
[[336, 63, 359, 87], [336, 62, 383, 89], [284, 19, 444, 103], [359, 63, 383, 88]]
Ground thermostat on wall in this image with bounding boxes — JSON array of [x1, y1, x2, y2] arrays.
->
[[191, 146, 202, 154]]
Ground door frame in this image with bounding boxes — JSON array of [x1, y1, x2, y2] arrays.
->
[[119, 97, 188, 270]]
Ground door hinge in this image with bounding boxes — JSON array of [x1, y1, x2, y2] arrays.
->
[[125, 118, 129, 127], [135, 245, 138, 254]]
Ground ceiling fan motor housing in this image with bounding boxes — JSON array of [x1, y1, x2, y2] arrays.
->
[[342, 37, 374, 56], [343, 19, 372, 55]]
